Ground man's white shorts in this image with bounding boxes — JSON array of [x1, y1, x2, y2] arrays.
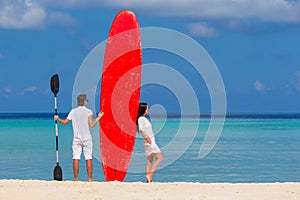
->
[[72, 138, 93, 160]]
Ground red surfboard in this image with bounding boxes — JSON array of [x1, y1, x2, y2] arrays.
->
[[100, 10, 142, 181]]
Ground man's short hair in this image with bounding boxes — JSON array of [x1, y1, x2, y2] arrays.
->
[[77, 94, 87, 106]]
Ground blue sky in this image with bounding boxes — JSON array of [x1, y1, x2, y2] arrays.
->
[[0, 0, 299, 113]]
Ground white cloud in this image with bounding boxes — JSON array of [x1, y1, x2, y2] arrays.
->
[[23, 86, 38, 93], [0, 0, 76, 30], [41, 0, 300, 23], [1, 1, 299, 30], [43, 89, 50, 95], [3, 86, 40, 95], [187, 22, 218, 38], [3, 87, 13, 94], [46, 11, 77, 26], [254, 80, 269, 92], [0, 0, 46, 29]]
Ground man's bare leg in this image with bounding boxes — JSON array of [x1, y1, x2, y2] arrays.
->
[[73, 159, 79, 181], [86, 159, 93, 182]]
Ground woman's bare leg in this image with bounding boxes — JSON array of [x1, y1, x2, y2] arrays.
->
[[148, 152, 163, 181], [146, 155, 153, 182]]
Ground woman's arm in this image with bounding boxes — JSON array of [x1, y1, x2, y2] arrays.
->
[[139, 130, 152, 144], [54, 115, 70, 125], [89, 112, 104, 128]]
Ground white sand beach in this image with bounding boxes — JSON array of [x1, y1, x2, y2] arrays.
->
[[0, 180, 299, 200]]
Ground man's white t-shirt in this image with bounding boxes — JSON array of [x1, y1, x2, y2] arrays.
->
[[67, 106, 93, 141]]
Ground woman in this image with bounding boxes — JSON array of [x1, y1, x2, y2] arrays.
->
[[137, 102, 163, 183]]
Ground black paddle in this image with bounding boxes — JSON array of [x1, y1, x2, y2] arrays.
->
[[50, 74, 62, 181]]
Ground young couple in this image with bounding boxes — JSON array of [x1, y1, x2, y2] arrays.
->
[[55, 94, 163, 182]]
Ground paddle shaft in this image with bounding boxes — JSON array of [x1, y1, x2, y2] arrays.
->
[[54, 94, 59, 164]]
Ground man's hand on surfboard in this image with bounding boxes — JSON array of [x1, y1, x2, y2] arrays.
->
[[98, 112, 104, 119]]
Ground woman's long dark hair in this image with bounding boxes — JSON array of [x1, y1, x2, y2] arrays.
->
[[136, 102, 148, 125]]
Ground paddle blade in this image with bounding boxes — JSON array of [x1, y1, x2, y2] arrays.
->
[[50, 74, 59, 95], [53, 164, 62, 181]]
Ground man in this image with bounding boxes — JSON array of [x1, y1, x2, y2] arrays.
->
[[54, 94, 103, 182]]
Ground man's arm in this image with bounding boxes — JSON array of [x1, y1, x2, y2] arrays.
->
[[88, 112, 104, 128], [54, 115, 70, 125]]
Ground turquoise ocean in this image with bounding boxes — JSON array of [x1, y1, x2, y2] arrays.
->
[[1, 113, 299, 183]]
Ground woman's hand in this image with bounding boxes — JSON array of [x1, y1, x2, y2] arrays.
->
[[139, 130, 152, 144]]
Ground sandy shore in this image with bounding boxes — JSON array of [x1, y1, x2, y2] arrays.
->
[[0, 180, 299, 200]]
